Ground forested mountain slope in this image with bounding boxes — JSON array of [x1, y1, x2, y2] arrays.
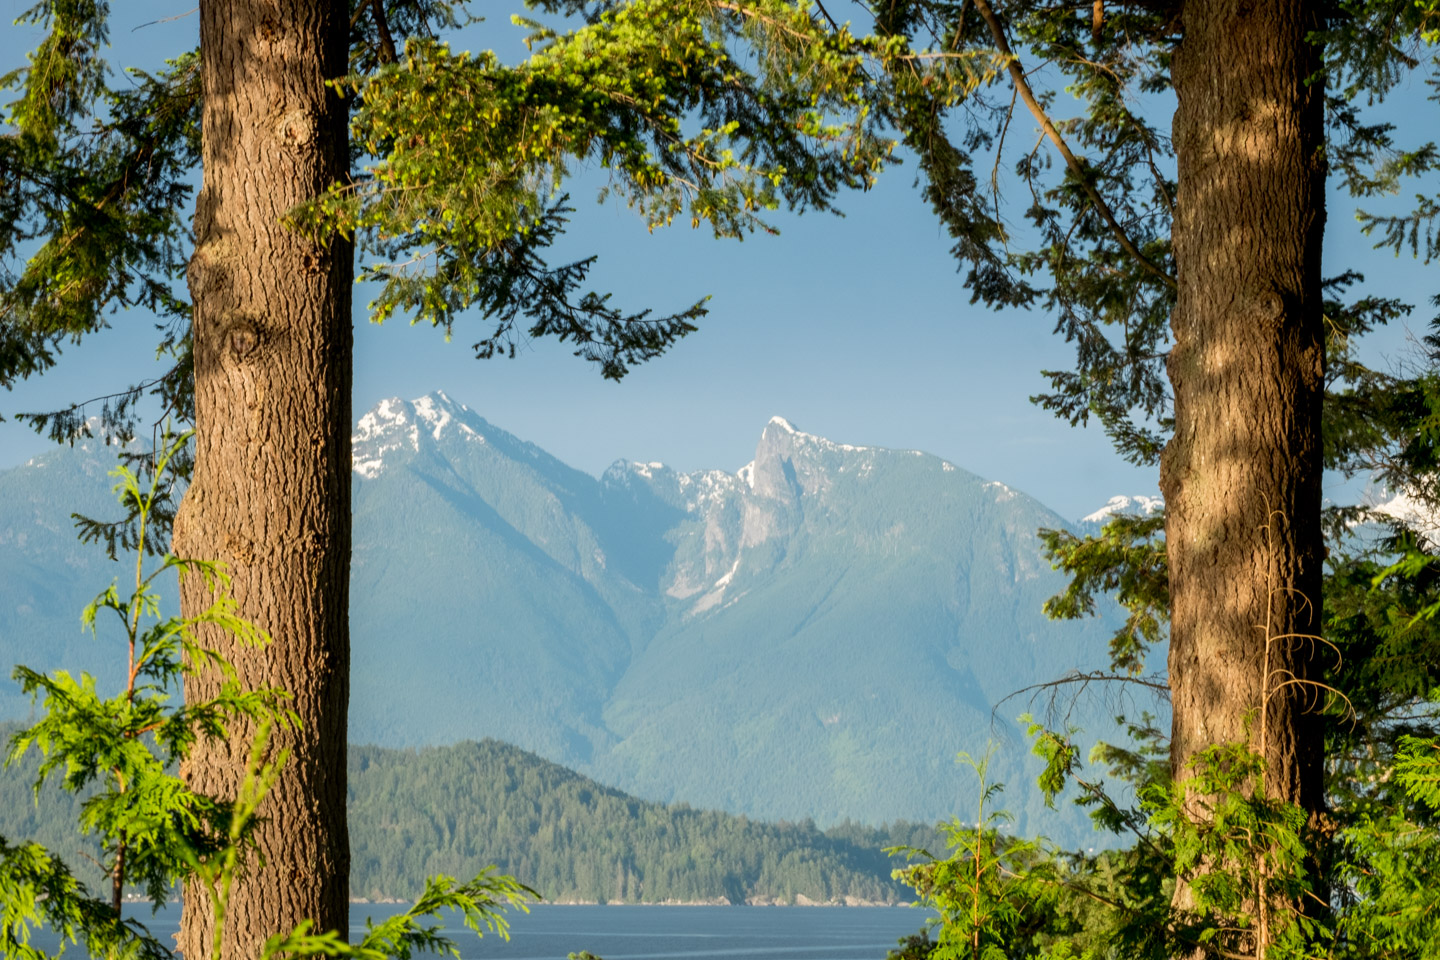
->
[[348, 739, 940, 903], [0, 726, 939, 903]]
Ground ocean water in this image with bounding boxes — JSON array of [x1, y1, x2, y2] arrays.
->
[[408, 904, 928, 959], [72, 904, 929, 960]]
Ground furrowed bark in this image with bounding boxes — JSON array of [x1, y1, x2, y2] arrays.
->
[[174, 3, 353, 958], [1163, 0, 1327, 953]]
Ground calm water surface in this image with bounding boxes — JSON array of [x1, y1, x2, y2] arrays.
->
[[101, 904, 927, 960]]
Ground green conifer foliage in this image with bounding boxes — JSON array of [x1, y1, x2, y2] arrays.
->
[[0, 436, 536, 960], [5, 434, 290, 916]]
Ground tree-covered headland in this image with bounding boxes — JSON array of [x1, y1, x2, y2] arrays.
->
[[0, 721, 940, 906]]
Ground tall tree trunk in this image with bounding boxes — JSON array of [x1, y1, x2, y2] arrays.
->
[[174, 3, 353, 959], [1163, 0, 1326, 953]]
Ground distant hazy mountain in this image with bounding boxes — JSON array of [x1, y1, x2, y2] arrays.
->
[[0, 394, 1144, 846]]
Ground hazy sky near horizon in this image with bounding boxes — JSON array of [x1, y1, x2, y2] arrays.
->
[[3, 4, 1435, 522]]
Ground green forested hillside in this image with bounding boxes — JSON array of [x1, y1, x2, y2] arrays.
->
[[349, 739, 939, 903], [0, 726, 940, 904]]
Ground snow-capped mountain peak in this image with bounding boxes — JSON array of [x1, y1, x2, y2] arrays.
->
[[1080, 494, 1164, 526], [759, 416, 871, 455], [354, 398, 420, 477], [353, 392, 485, 478], [768, 415, 797, 433]]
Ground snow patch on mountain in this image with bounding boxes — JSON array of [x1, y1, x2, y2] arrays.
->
[[690, 553, 742, 616], [630, 461, 666, 479], [1368, 488, 1440, 545], [413, 394, 453, 441], [1081, 495, 1164, 525], [769, 416, 797, 433], [353, 398, 420, 478], [986, 481, 1016, 502], [353, 457, 385, 479], [355, 398, 406, 440], [675, 469, 744, 513], [713, 553, 741, 590]]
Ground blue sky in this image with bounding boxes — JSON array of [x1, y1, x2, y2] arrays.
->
[[2, 3, 1434, 522]]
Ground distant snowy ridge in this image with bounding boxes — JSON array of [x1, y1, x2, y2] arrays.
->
[[1367, 488, 1440, 545], [18, 416, 139, 469], [1080, 487, 1440, 537], [1080, 494, 1164, 526], [349, 396, 1027, 625], [765, 415, 874, 454]]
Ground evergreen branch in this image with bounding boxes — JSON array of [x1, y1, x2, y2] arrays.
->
[[969, 0, 1176, 288], [0, 833, 169, 960], [1392, 735, 1440, 811]]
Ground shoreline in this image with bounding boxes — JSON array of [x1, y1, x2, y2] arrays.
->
[[350, 898, 916, 908]]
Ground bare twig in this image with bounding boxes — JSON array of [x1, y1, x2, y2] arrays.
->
[[990, 85, 1018, 239], [993, 669, 1172, 722], [133, 8, 197, 31], [813, 0, 840, 31]]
